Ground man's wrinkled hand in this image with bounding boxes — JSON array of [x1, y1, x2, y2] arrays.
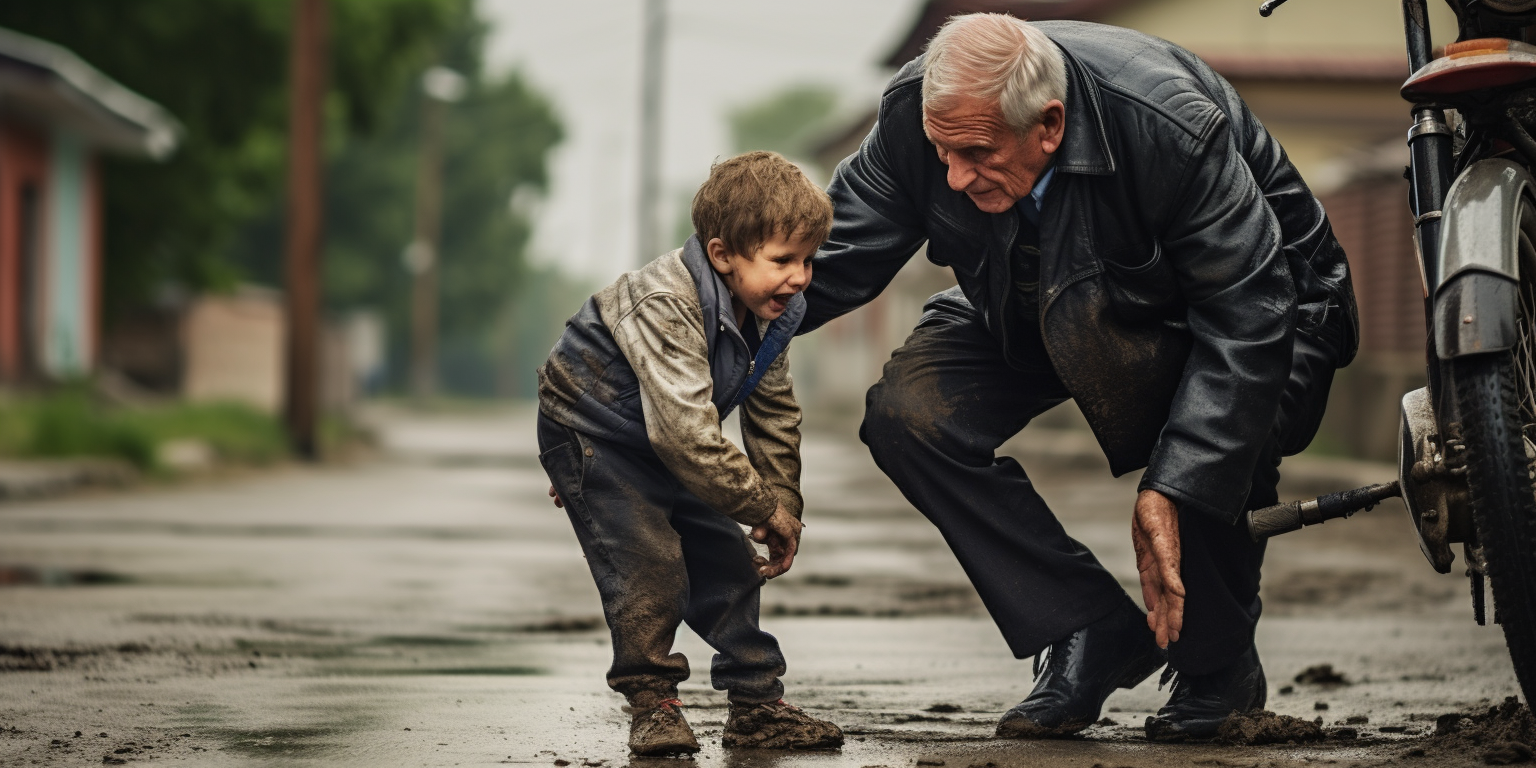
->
[[548, 485, 564, 508], [1132, 489, 1185, 649], [750, 504, 802, 579]]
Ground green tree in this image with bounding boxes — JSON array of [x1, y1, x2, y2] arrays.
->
[[727, 84, 839, 158], [230, 12, 564, 396], [673, 83, 841, 246], [0, 0, 461, 318]]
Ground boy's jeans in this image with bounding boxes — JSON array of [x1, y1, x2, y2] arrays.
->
[[537, 414, 786, 708]]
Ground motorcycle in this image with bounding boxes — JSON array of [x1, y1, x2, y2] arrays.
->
[[1252, 0, 1536, 707]]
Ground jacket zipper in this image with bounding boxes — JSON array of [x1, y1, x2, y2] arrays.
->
[[720, 313, 755, 391]]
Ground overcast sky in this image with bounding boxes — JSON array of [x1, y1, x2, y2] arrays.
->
[[476, 0, 926, 283]]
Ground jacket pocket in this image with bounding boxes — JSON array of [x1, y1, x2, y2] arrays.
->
[[926, 208, 987, 278], [538, 424, 589, 501], [1100, 239, 1181, 323]]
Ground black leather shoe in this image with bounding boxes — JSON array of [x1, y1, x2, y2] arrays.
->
[[995, 599, 1166, 738], [1144, 645, 1267, 742]]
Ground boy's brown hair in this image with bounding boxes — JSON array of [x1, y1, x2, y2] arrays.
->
[[690, 150, 833, 257]]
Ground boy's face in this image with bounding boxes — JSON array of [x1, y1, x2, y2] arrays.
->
[[706, 231, 817, 322]]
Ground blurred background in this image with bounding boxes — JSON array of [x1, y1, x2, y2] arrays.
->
[[0, 0, 1462, 472]]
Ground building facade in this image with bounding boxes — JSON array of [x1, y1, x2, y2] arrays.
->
[[0, 26, 178, 383]]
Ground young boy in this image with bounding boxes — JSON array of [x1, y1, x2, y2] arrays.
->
[[536, 151, 843, 755]]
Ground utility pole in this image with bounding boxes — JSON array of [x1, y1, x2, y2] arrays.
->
[[282, 0, 328, 460], [406, 66, 466, 402], [635, 0, 667, 265]]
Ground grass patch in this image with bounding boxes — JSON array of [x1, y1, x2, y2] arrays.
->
[[0, 388, 286, 471]]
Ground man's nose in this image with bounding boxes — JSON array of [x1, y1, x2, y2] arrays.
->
[[946, 156, 976, 192]]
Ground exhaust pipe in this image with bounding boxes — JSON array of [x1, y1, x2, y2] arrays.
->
[[1246, 480, 1402, 541]]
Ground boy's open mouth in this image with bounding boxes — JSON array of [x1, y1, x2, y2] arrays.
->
[[768, 293, 795, 312]]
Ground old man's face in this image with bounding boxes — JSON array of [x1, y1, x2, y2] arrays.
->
[[924, 94, 1064, 214]]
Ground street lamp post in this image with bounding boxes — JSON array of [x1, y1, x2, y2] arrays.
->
[[407, 66, 466, 402], [636, 0, 667, 265]]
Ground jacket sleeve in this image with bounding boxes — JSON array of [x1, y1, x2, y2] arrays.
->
[[612, 293, 780, 526], [1137, 110, 1298, 524], [799, 102, 930, 334], [739, 350, 804, 519]]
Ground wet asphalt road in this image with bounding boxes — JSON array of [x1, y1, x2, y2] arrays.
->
[[0, 403, 1522, 766]]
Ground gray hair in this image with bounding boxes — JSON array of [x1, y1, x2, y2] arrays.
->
[[922, 14, 1067, 135]]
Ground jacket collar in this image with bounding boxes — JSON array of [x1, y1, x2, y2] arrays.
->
[[679, 234, 807, 339], [1051, 42, 1115, 176]]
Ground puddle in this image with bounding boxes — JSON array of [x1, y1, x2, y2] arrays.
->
[[326, 665, 547, 676], [369, 635, 487, 647], [458, 617, 605, 634], [0, 565, 136, 586]]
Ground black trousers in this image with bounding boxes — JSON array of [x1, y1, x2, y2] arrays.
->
[[537, 415, 787, 707], [859, 292, 1335, 675]]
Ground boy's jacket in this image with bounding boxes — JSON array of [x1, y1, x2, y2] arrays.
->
[[538, 235, 806, 526]]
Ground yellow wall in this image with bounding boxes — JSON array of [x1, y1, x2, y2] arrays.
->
[[1105, 0, 1460, 58], [1095, 0, 1463, 188]]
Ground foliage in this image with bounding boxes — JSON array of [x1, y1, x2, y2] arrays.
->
[[0, 390, 287, 470], [229, 11, 564, 396], [727, 84, 840, 159], [674, 83, 841, 245], [0, 0, 463, 319]]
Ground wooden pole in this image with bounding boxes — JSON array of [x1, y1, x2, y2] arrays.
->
[[283, 0, 328, 460], [409, 94, 447, 401]]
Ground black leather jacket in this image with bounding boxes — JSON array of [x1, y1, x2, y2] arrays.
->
[[801, 21, 1359, 523]]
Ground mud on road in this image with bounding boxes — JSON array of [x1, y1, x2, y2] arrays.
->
[[0, 404, 1525, 766]]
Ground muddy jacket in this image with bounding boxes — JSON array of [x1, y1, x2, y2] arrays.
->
[[538, 236, 806, 526], [802, 21, 1359, 524]]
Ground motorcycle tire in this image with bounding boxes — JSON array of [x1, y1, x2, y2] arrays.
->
[[1452, 196, 1536, 706], [1453, 352, 1536, 705]]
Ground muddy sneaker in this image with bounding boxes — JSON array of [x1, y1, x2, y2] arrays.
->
[[722, 700, 844, 750], [628, 698, 700, 756]]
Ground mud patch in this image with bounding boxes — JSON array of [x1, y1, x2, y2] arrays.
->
[[1293, 664, 1350, 685], [1215, 710, 1324, 745], [1423, 696, 1536, 763], [507, 617, 605, 633], [0, 643, 149, 672], [0, 565, 135, 586]]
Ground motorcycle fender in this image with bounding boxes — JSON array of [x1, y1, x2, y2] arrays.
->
[[1434, 271, 1518, 359], [1433, 158, 1534, 359]]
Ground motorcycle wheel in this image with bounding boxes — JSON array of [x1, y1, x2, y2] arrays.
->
[[1452, 198, 1536, 706]]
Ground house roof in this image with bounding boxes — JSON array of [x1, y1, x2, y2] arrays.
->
[[0, 26, 180, 159], [884, 0, 1141, 66]]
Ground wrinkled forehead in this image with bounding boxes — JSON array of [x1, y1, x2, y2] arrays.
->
[[922, 99, 1012, 145]]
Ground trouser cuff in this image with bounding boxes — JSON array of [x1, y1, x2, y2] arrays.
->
[[622, 686, 681, 711]]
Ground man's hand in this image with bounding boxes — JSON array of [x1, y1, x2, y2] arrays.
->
[[1132, 489, 1185, 649], [548, 485, 564, 508], [750, 504, 802, 579]]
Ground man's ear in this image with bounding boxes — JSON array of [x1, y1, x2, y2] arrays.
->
[[1038, 99, 1066, 155], [706, 237, 734, 275]]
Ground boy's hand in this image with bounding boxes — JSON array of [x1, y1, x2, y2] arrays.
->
[[548, 486, 564, 508], [750, 504, 801, 579]]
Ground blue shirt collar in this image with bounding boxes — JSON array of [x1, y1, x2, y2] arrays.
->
[[1029, 164, 1056, 211]]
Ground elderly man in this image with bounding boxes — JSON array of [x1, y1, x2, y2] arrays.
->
[[801, 14, 1357, 741]]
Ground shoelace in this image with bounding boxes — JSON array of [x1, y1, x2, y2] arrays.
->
[[1032, 646, 1051, 680], [1158, 665, 1178, 691], [656, 698, 684, 713]]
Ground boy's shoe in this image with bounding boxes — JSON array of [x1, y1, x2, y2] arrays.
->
[[722, 700, 844, 750], [628, 699, 700, 756]]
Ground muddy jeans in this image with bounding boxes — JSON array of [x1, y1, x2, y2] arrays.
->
[[536, 414, 787, 707], [859, 291, 1335, 676]]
